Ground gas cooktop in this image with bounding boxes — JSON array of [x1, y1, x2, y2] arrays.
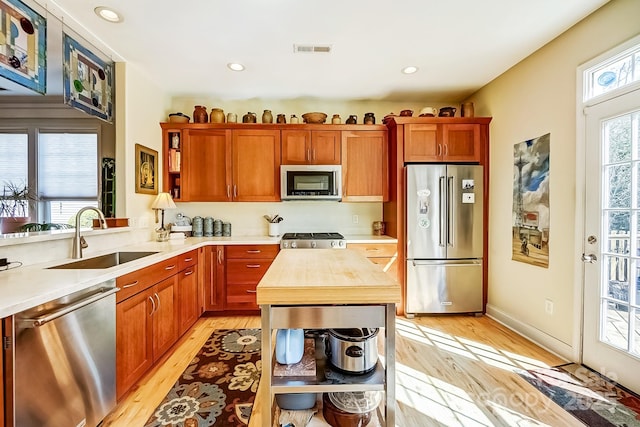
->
[[280, 232, 346, 249]]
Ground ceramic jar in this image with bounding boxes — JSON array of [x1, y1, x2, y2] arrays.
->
[[439, 107, 457, 117], [290, 114, 300, 124], [227, 112, 237, 123], [276, 114, 286, 123], [461, 102, 475, 117], [331, 114, 341, 124], [209, 108, 225, 123], [243, 112, 257, 123], [345, 115, 357, 124], [399, 109, 413, 117], [193, 105, 208, 123], [262, 109, 273, 123], [364, 112, 375, 124]]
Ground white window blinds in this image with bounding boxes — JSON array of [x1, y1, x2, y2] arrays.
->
[[0, 133, 28, 188], [38, 133, 98, 199]]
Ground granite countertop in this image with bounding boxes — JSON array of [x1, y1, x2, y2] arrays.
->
[[0, 234, 397, 318]]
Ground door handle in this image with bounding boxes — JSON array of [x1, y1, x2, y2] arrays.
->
[[581, 253, 598, 263], [149, 295, 156, 316]]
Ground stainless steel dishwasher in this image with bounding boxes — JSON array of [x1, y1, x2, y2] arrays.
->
[[12, 280, 119, 427]]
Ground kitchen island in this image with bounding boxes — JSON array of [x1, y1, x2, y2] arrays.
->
[[256, 249, 401, 427]]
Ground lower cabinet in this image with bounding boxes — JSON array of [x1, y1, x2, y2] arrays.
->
[[178, 250, 199, 337], [225, 245, 279, 311], [1, 318, 5, 427], [348, 242, 398, 281], [116, 275, 179, 399], [204, 246, 225, 311]]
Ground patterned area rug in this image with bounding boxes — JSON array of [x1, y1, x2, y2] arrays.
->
[[519, 363, 640, 426], [145, 329, 262, 427]]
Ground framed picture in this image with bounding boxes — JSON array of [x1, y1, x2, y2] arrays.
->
[[135, 144, 158, 195]]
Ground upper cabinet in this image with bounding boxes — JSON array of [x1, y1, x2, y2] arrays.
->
[[232, 129, 281, 202], [395, 117, 491, 163], [281, 129, 341, 165], [342, 130, 388, 202]]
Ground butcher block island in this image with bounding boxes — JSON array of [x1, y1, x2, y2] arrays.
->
[[256, 249, 401, 427]]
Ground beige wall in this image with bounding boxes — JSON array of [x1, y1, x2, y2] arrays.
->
[[468, 0, 640, 358]]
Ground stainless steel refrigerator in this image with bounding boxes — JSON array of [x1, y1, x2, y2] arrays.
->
[[405, 164, 484, 314]]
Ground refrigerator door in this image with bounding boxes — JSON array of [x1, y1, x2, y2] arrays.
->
[[406, 164, 447, 259], [405, 259, 483, 314], [446, 165, 484, 259]]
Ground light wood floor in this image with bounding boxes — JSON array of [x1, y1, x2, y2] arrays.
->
[[103, 315, 582, 427]]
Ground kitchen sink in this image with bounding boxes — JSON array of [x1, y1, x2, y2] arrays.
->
[[48, 251, 159, 269]]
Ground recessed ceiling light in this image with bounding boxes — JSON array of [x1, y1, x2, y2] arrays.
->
[[402, 66, 419, 74], [227, 63, 245, 72], [94, 6, 123, 23]]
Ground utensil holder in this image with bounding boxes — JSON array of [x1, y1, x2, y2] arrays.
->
[[269, 222, 281, 237]]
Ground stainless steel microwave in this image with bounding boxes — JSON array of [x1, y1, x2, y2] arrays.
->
[[280, 165, 342, 201]]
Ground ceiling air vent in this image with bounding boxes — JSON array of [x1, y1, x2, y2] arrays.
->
[[293, 44, 332, 54]]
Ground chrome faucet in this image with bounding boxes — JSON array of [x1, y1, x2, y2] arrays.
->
[[72, 207, 107, 259]]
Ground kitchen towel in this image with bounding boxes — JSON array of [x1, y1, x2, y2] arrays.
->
[[279, 407, 317, 427]]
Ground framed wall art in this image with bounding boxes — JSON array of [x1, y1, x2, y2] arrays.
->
[[512, 133, 550, 268], [63, 33, 114, 122], [0, 0, 46, 94], [135, 144, 158, 195]]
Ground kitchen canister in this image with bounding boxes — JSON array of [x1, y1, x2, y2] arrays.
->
[[268, 222, 281, 237], [204, 217, 214, 237], [222, 222, 231, 236], [213, 219, 223, 236], [192, 216, 203, 237]]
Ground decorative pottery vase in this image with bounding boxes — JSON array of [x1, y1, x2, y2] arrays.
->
[[290, 115, 300, 124], [438, 107, 457, 117], [193, 105, 208, 123], [209, 108, 225, 123], [399, 109, 413, 117], [331, 114, 341, 124], [227, 112, 237, 123], [364, 112, 375, 124], [345, 115, 357, 124], [262, 109, 273, 123], [243, 112, 257, 123], [461, 102, 475, 117], [276, 114, 286, 124]]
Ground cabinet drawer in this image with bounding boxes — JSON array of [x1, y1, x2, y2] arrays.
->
[[116, 257, 179, 302], [226, 282, 259, 309], [226, 245, 279, 259], [178, 249, 198, 270], [226, 259, 273, 284], [348, 243, 397, 258]]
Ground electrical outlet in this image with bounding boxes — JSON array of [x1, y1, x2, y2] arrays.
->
[[129, 217, 138, 228], [139, 216, 149, 228], [545, 299, 554, 315], [352, 215, 359, 224]]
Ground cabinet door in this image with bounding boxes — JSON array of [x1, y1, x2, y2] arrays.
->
[[404, 124, 440, 162], [178, 264, 199, 337], [311, 130, 341, 164], [183, 129, 232, 201], [442, 123, 481, 162], [232, 130, 281, 201], [152, 276, 179, 360], [281, 130, 311, 164], [204, 246, 225, 311], [116, 290, 153, 399], [342, 130, 388, 202]]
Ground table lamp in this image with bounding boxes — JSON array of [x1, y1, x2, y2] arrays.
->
[[151, 192, 176, 241]]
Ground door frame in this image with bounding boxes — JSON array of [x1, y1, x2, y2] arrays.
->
[[574, 33, 640, 363]]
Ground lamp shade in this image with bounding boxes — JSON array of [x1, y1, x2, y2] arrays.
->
[[151, 192, 177, 210]]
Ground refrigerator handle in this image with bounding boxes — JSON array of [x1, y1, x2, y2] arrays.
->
[[439, 176, 446, 247], [447, 176, 454, 247]]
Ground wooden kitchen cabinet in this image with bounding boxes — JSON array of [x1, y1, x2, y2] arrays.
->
[[116, 257, 181, 399], [178, 250, 199, 336], [225, 245, 279, 311], [182, 128, 231, 201], [204, 246, 225, 311], [404, 122, 482, 162], [281, 129, 341, 164], [232, 129, 281, 201], [348, 242, 398, 281], [341, 130, 388, 202]]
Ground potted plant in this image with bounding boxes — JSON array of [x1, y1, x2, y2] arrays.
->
[[0, 181, 35, 234]]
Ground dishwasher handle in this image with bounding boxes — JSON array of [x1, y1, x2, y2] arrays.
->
[[23, 287, 120, 327]]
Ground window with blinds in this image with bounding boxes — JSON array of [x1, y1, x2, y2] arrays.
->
[[0, 133, 29, 218]]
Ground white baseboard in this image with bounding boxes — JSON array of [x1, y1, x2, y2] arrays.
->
[[486, 304, 575, 362]]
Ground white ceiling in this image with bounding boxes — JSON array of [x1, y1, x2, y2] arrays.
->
[[14, 0, 609, 102]]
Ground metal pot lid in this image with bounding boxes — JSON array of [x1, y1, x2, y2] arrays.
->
[[328, 391, 382, 414], [328, 328, 379, 342]]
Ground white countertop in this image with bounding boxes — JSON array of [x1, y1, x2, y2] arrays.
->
[[0, 234, 397, 318]]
